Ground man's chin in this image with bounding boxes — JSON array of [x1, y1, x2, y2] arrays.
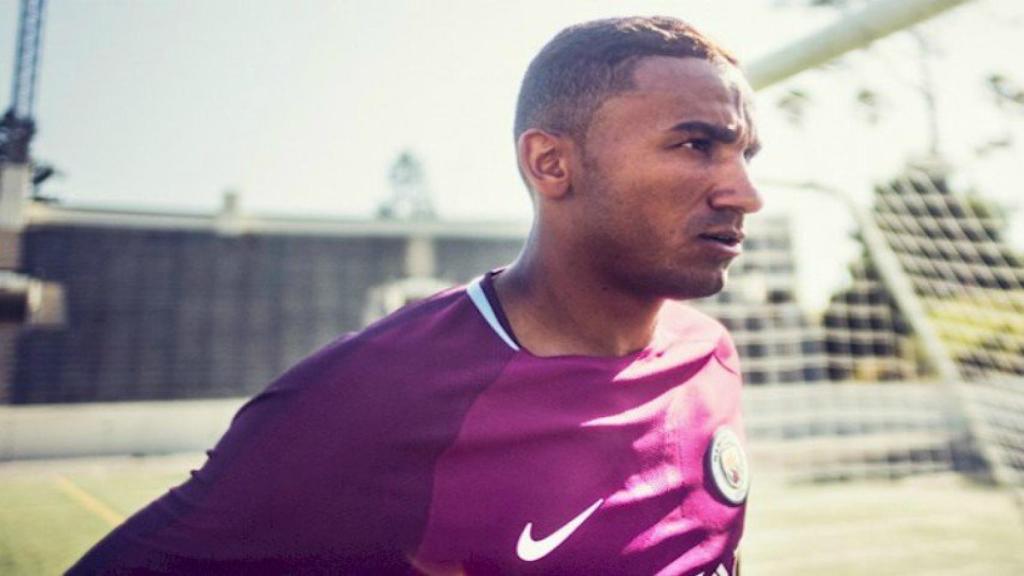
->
[[661, 270, 727, 301]]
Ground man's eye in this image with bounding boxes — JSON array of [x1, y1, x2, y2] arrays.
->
[[682, 139, 713, 154]]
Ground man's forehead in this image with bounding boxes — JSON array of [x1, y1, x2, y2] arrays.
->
[[585, 55, 758, 146], [621, 56, 757, 133], [629, 56, 748, 96]]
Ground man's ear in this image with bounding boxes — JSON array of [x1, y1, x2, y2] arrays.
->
[[516, 129, 574, 201]]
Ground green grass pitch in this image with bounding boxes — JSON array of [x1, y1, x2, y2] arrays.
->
[[1, 454, 1023, 575]]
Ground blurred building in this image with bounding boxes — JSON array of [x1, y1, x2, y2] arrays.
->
[[2, 195, 825, 404]]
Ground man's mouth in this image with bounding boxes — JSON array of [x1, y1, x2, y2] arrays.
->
[[698, 230, 744, 247]]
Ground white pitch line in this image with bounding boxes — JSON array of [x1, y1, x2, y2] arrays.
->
[[53, 474, 125, 528]]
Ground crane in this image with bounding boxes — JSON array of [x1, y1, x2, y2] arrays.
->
[[0, 0, 46, 165], [1, 0, 49, 327]]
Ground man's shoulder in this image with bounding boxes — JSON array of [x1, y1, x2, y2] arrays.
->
[[658, 300, 730, 342], [287, 282, 514, 386], [360, 282, 473, 343], [253, 280, 517, 420], [658, 300, 740, 374]]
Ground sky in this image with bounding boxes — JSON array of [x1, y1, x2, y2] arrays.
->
[[1, 0, 1022, 312]]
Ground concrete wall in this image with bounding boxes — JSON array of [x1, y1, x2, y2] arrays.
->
[[0, 397, 245, 460]]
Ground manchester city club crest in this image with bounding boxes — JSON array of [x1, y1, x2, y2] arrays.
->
[[706, 426, 750, 505]]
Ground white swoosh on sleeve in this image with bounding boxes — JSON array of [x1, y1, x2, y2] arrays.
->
[[515, 498, 604, 562]]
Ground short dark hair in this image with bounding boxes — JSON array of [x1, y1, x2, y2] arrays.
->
[[514, 17, 739, 144]]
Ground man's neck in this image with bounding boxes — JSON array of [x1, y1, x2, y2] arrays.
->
[[493, 247, 664, 358]]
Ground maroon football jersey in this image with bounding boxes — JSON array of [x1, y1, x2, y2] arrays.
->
[[70, 271, 749, 575]]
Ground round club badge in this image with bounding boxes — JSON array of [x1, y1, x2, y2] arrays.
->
[[707, 426, 750, 505]]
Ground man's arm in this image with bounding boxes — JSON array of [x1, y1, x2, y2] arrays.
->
[[66, 336, 418, 574]]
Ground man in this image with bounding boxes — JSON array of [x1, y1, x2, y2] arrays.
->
[[70, 15, 761, 575]]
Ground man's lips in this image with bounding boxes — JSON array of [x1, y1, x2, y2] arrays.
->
[[698, 229, 745, 245], [697, 229, 745, 256]]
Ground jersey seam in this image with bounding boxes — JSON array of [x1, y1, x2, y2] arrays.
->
[[411, 350, 520, 559]]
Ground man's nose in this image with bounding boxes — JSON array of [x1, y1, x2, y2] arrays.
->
[[708, 158, 763, 214]]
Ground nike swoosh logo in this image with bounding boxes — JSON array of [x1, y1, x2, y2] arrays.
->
[[516, 498, 604, 562]]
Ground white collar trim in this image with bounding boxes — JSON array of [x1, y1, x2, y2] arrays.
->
[[467, 277, 520, 351]]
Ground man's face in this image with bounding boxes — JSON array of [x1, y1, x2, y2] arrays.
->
[[572, 55, 762, 300]]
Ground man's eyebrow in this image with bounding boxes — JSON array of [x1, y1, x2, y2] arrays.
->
[[668, 120, 738, 142], [668, 120, 762, 156]]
